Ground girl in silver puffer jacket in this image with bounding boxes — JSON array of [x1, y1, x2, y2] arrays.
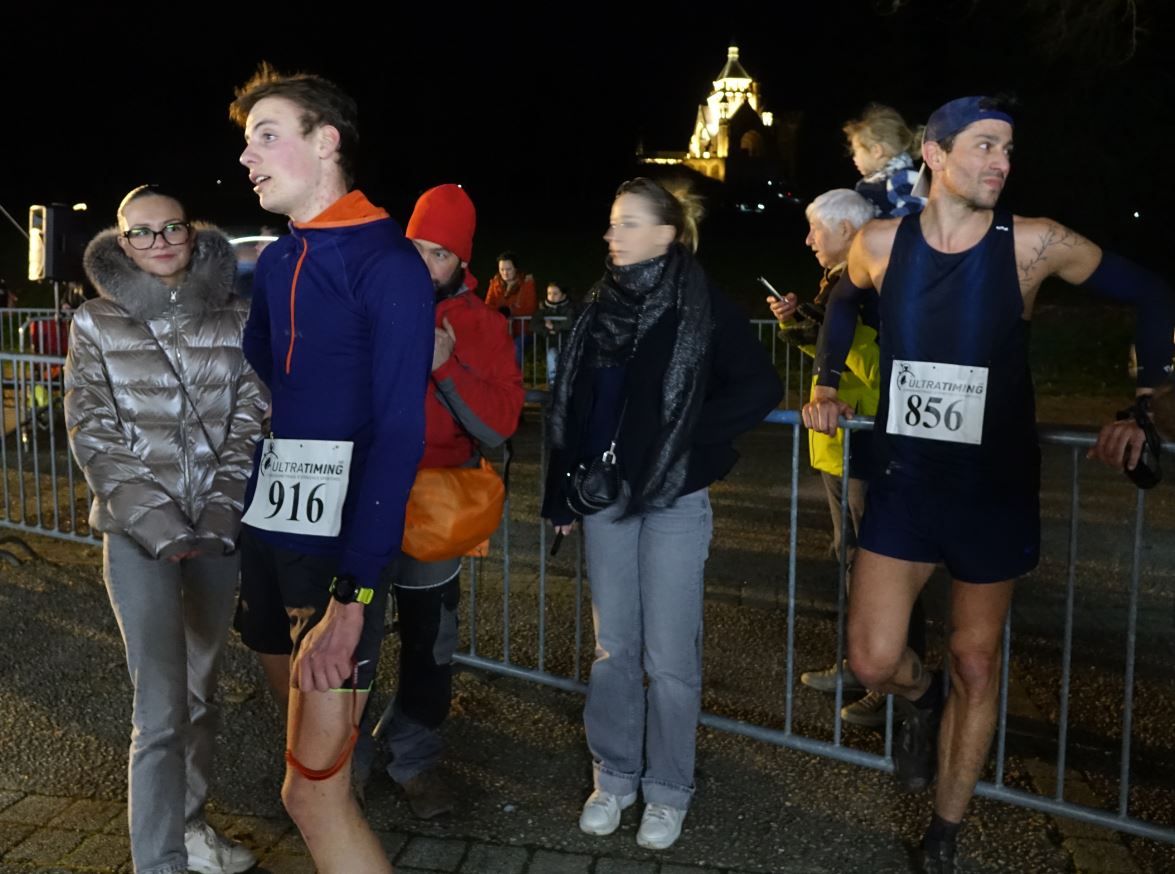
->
[[64, 185, 266, 874]]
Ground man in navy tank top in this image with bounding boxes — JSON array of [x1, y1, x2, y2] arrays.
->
[[804, 96, 1174, 873]]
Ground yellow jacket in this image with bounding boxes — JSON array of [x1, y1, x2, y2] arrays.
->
[[796, 322, 880, 476]]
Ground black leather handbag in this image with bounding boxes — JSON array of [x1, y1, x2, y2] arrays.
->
[[566, 402, 627, 516]]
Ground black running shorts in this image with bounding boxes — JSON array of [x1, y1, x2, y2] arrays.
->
[[858, 477, 1040, 583], [234, 527, 390, 689]]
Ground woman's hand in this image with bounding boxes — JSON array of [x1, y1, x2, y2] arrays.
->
[[552, 522, 576, 535]]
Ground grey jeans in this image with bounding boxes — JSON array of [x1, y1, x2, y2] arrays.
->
[[581, 487, 713, 810], [103, 533, 239, 874]]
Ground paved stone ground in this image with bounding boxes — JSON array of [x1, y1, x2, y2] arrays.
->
[[0, 792, 772, 874]]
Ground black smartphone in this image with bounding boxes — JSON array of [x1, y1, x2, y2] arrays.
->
[[549, 531, 565, 557]]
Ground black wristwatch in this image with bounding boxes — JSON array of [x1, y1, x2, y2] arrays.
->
[[329, 574, 374, 606], [1116, 394, 1152, 423], [1115, 395, 1163, 490]]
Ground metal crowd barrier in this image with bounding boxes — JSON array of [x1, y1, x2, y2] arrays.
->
[[0, 308, 62, 353], [457, 391, 1175, 846], [4, 337, 1171, 846], [0, 350, 96, 545], [508, 315, 808, 405]]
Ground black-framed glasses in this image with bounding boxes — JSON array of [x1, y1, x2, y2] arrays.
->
[[123, 222, 191, 250]]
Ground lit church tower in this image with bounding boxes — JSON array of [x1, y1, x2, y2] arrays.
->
[[640, 44, 793, 184], [689, 46, 771, 160]]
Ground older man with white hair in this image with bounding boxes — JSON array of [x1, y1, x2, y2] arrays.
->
[[768, 188, 928, 728]]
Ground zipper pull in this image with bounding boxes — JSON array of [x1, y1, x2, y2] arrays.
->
[[170, 288, 178, 305]]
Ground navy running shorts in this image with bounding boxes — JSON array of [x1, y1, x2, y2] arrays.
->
[[234, 527, 391, 689], [857, 476, 1040, 583]]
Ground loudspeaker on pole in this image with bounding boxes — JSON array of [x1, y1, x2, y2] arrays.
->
[[28, 204, 85, 283]]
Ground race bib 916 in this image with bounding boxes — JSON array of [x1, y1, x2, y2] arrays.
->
[[242, 438, 354, 537], [886, 359, 988, 445]]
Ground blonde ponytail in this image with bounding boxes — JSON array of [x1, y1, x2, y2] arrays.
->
[[614, 176, 706, 252]]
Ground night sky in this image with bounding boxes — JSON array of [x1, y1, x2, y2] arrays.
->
[[3, 1, 1172, 298]]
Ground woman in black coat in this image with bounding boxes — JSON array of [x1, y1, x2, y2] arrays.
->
[[543, 177, 782, 851]]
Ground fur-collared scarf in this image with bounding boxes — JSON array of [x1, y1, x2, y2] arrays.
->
[[83, 224, 236, 322], [550, 242, 712, 511]]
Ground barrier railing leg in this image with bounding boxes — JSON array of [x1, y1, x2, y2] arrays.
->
[[1118, 487, 1144, 817], [784, 420, 800, 734], [1056, 446, 1080, 800]]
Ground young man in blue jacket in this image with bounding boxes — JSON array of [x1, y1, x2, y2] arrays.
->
[[230, 65, 433, 873]]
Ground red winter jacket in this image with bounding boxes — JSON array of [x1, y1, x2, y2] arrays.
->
[[484, 273, 537, 337], [422, 290, 524, 468]]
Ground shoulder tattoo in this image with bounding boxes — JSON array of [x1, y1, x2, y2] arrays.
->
[[1018, 222, 1085, 290]]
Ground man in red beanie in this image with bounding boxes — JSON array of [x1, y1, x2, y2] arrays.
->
[[377, 184, 524, 818]]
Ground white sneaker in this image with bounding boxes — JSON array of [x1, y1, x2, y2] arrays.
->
[[184, 821, 257, 874], [636, 802, 686, 850], [578, 788, 637, 836]]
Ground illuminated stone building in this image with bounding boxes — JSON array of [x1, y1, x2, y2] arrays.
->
[[639, 44, 798, 184]]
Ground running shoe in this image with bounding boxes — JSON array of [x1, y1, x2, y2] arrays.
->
[[841, 689, 888, 728], [922, 835, 958, 873], [800, 659, 866, 694], [894, 690, 941, 793]]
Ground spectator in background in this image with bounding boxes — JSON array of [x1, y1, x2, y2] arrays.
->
[[843, 104, 925, 218], [484, 250, 537, 364], [539, 280, 579, 385]]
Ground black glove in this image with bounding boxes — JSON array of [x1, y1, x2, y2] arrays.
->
[[797, 301, 825, 325], [1116, 397, 1162, 489], [779, 322, 820, 347]]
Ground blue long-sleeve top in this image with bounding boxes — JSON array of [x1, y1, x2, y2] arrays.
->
[[242, 191, 435, 592]]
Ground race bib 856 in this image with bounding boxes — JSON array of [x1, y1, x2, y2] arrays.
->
[[886, 359, 988, 445], [242, 438, 354, 537]]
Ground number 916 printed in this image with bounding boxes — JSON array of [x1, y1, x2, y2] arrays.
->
[[264, 481, 328, 524], [242, 439, 354, 537]]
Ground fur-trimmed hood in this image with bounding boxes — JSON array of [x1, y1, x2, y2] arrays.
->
[[83, 224, 236, 322]]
